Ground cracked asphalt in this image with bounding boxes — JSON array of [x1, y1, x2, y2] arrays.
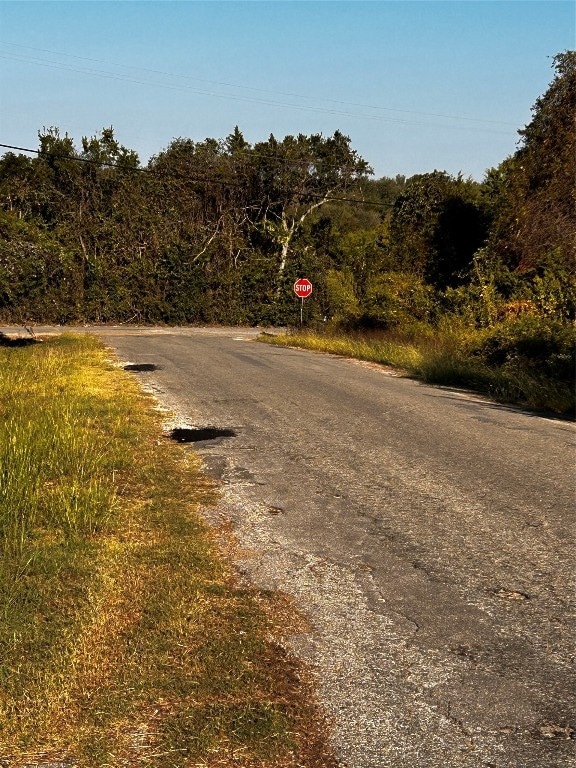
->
[[7, 325, 574, 767]]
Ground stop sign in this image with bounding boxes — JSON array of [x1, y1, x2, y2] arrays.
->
[[294, 278, 313, 298]]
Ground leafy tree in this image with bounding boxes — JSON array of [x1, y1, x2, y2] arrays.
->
[[0, 210, 82, 323], [0, 74, 572, 331], [0, 153, 34, 218], [387, 171, 489, 290], [247, 131, 371, 289], [27, 128, 82, 226], [485, 52, 576, 276], [81, 126, 140, 170]]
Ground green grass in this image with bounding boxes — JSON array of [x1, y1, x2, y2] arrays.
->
[[0, 336, 129, 550], [0, 334, 335, 767], [260, 326, 575, 417]]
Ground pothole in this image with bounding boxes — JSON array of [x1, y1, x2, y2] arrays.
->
[[170, 427, 236, 443], [124, 363, 160, 372]]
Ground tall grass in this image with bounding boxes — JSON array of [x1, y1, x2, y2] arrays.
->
[[0, 337, 119, 556]]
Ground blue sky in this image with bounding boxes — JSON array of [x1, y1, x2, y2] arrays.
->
[[0, 1, 573, 180]]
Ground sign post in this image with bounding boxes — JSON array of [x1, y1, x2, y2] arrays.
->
[[293, 278, 313, 326]]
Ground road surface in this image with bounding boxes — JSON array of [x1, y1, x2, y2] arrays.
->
[[7, 325, 576, 767]]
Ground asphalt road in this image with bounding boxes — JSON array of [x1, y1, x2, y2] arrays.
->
[[9, 326, 575, 767]]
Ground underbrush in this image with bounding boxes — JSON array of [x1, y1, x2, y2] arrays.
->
[[262, 316, 575, 417], [0, 334, 334, 767]]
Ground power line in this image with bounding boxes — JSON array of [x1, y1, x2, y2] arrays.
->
[[0, 142, 245, 187], [0, 142, 145, 170], [0, 45, 513, 135], [0, 40, 518, 128], [0, 142, 395, 208]]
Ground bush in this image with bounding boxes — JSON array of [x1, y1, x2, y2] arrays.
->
[[470, 316, 575, 383], [361, 271, 435, 328]]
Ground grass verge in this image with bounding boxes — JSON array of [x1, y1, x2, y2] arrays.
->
[[259, 327, 575, 418], [0, 334, 336, 767]]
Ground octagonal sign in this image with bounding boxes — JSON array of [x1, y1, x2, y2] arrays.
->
[[293, 278, 313, 298]]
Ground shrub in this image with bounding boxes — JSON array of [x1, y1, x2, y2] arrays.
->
[[470, 316, 575, 383], [361, 271, 435, 328]]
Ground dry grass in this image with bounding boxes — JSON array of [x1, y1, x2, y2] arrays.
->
[[0, 334, 336, 768], [260, 329, 421, 372]]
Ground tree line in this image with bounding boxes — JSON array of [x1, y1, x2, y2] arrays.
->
[[0, 52, 573, 330]]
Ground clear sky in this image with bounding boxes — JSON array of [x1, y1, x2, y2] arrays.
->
[[0, 1, 574, 180]]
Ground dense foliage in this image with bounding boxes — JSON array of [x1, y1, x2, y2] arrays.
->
[[0, 53, 574, 341]]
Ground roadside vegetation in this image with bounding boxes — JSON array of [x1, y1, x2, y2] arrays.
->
[[0, 334, 335, 767]]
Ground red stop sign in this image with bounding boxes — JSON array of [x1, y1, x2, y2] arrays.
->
[[294, 278, 313, 298]]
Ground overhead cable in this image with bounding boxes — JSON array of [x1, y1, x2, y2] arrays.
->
[[0, 40, 518, 128], [0, 45, 513, 135], [0, 142, 395, 208], [0, 40, 516, 127]]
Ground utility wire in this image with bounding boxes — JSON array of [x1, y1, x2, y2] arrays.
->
[[0, 142, 395, 208], [0, 143, 146, 170], [0, 40, 518, 128], [0, 47, 513, 135], [0, 142, 244, 187]]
